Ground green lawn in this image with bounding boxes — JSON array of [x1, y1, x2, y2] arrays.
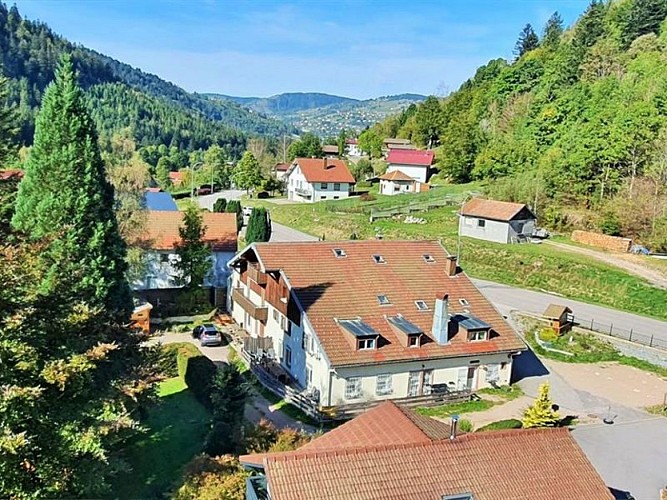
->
[[109, 377, 211, 499], [246, 185, 667, 321], [416, 398, 495, 418]]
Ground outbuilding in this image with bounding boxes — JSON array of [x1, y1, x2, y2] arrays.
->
[[459, 198, 536, 244], [543, 304, 573, 335]]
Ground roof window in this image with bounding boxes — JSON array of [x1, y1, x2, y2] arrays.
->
[[377, 295, 391, 305], [415, 300, 429, 311], [423, 254, 436, 263], [332, 248, 347, 258], [459, 298, 469, 307], [373, 254, 386, 264]]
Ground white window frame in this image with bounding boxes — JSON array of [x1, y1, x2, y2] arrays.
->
[[415, 300, 429, 311], [321, 182, 329, 190], [358, 338, 376, 350], [373, 254, 386, 264], [376, 374, 393, 396], [469, 330, 487, 342], [345, 377, 362, 399], [334, 183, 341, 191], [377, 295, 391, 305], [409, 335, 420, 348]]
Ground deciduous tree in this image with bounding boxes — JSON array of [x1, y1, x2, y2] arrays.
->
[[287, 132, 322, 160], [232, 151, 262, 193]]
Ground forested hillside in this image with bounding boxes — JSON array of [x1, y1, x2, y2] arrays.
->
[[0, 2, 292, 158], [372, 0, 667, 250]]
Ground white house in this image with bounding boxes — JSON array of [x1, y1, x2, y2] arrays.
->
[[386, 149, 435, 184], [378, 169, 429, 196], [131, 210, 237, 290], [273, 162, 290, 182], [345, 138, 361, 157], [286, 158, 355, 203], [459, 198, 537, 244], [227, 240, 525, 409]]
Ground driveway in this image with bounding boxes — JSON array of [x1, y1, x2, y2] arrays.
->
[[270, 222, 318, 243], [473, 278, 667, 348], [196, 189, 244, 211]]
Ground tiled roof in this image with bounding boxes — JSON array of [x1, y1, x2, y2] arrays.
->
[[346, 138, 358, 145], [246, 240, 525, 367], [386, 149, 434, 166], [241, 401, 451, 467], [261, 427, 613, 500], [378, 169, 415, 182], [543, 304, 572, 319], [274, 162, 290, 172], [460, 198, 534, 222], [384, 138, 411, 145], [0, 169, 24, 180], [290, 158, 355, 184], [322, 145, 339, 154], [133, 211, 237, 252]]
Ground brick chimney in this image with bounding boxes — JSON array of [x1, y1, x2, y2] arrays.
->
[[444, 255, 458, 276], [431, 293, 449, 345]]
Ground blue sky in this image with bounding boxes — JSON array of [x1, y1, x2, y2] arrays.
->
[[14, 0, 590, 99]]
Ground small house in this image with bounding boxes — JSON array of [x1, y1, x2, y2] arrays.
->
[[273, 162, 290, 182], [168, 171, 184, 187], [543, 304, 573, 335], [345, 138, 361, 156], [459, 198, 536, 244], [385, 149, 434, 184], [286, 158, 355, 203], [378, 170, 429, 195], [322, 145, 339, 158]]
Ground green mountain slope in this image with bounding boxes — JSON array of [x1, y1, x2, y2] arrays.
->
[[371, 0, 667, 250], [208, 92, 359, 115]]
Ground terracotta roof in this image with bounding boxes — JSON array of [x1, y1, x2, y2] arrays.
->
[[0, 169, 24, 180], [345, 138, 358, 145], [168, 171, 183, 182], [274, 162, 290, 172], [460, 198, 535, 222], [386, 149, 434, 166], [134, 211, 237, 252], [379, 169, 416, 182], [240, 240, 525, 367], [322, 145, 339, 154], [260, 427, 613, 500], [543, 304, 572, 319], [289, 158, 355, 184]]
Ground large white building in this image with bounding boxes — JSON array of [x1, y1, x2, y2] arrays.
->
[[228, 240, 525, 408], [459, 198, 537, 244], [286, 158, 355, 203], [131, 211, 237, 290], [385, 149, 435, 184]]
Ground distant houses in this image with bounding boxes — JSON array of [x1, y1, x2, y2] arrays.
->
[[459, 198, 537, 244], [345, 138, 361, 156], [322, 144, 339, 158], [273, 162, 290, 182], [285, 158, 355, 203]]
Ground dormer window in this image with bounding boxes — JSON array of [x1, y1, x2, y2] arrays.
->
[[469, 330, 487, 341], [415, 300, 429, 311], [377, 295, 391, 305], [358, 338, 376, 350], [333, 248, 346, 258], [408, 335, 420, 347], [373, 254, 386, 264], [459, 298, 469, 307], [423, 254, 436, 263]]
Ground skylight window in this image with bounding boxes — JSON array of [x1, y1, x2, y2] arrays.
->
[[377, 295, 391, 305], [423, 254, 436, 263], [415, 300, 429, 311], [459, 298, 470, 307], [373, 254, 386, 264], [332, 248, 347, 258]]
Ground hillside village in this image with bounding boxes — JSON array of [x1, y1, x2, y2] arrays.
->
[[2, 1, 667, 500]]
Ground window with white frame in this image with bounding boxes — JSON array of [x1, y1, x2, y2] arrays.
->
[[376, 374, 393, 396], [377, 295, 391, 305], [415, 300, 429, 311], [345, 377, 362, 399], [422, 254, 436, 263], [469, 330, 487, 341], [373, 254, 386, 264], [305, 365, 313, 386], [273, 309, 279, 321], [358, 338, 376, 350], [321, 182, 329, 190], [334, 183, 341, 191]]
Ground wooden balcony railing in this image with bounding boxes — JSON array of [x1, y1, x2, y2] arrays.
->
[[232, 288, 268, 322], [247, 265, 267, 286]]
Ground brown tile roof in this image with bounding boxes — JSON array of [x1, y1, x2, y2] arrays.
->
[[241, 401, 451, 467], [384, 138, 411, 145], [242, 240, 525, 367], [291, 158, 355, 184], [461, 198, 534, 222], [543, 304, 572, 319], [378, 169, 415, 182], [133, 211, 237, 252], [261, 427, 613, 500], [274, 162, 290, 172], [322, 145, 339, 154], [168, 171, 183, 182]]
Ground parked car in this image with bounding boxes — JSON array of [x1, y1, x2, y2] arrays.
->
[[192, 324, 223, 346]]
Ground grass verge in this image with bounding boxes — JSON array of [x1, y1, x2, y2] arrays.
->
[[416, 399, 494, 418], [646, 404, 667, 417], [476, 419, 523, 432]]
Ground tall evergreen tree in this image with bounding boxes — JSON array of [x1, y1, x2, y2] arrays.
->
[[173, 203, 211, 288], [225, 200, 243, 231], [155, 157, 172, 189], [0, 75, 18, 166], [573, 0, 607, 49], [621, 0, 667, 48], [514, 24, 539, 59], [12, 55, 132, 318], [542, 12, 564, 49], [245, 206, 272, 244]]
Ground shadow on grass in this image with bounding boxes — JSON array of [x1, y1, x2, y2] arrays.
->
[[109, 378, 211, 499]]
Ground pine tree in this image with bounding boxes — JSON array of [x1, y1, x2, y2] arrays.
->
[[245, 206, 272, 244], [574, 0, 607, 49], [542, 12, 564, 49], [514, 24, 539, 59], [621, 0, 667, 48], [173, 203, 211, 288], [213, 197, 227, 212], [12, 55, 132, 318], [232, 151, 263, 193], [225, 200, 243, 231], [0, 75, 18, 166], [522, 382, 561, 428], [155, 157, 172, 189], [205, 364, 248, 455]]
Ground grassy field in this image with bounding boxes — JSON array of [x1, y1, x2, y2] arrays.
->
[[246, 185, 667, 321], [109, 377, 211, 499]]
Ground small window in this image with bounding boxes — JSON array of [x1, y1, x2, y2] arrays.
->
[[423, 254, 436, 263], [273, 309, 279, 321], [373, 255, 386, 264], [334, 183, 341, 191], [377, 295, 391, 305], [285, 320, 292, 336], [409, 335, 420, 347], [333, 196, 339, 199], [459, 298, 469, 307], [415, 300, 429, 311], [470, 330, 487, 342], [358, 338, 376, 350], [160, 253, 169, 263], [376, 374, 393, 395], [284, 346, 292, 368], [469, 359, 480, 364], [333, 248, 346, 258], [345, 377, 362, 399], [477, 219, 486, 228], [321, 182, 329, 190], [321, 196, 327, 200]]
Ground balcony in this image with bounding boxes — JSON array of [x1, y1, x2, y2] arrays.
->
[[232, 288, 268, 322], [294, 187, 312, 198], [247, 265, 267, 286]]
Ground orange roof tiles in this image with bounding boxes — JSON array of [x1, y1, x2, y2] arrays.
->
[[0, 169, 24, 180], [244, 240, 525, 367], [379, 169, 415, 182], [261, 427, 613, 500], [461, 198, 535, 222], [134, 211, 237, 252], [291, 158, 355, 184]]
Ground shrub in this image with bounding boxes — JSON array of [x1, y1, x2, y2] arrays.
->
[[174, 454, 248, 500], [204, 421, 237, 456], [360, 192, 375, 202], [183, 355, 218, 408], [538, 328, 558, 342], [522, 382, 560, 428], [476, 419, 523, 432], [599, 212, 622, 236], [212, 198, 227, 213], [458, 418, 474, 433]]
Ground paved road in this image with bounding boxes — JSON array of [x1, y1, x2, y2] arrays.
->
[[197, 189, 244, 211], [472, 278, 667, 347], [270, 222, 318, 243]]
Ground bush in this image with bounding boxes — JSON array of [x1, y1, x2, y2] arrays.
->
[[360, 192, 375, 202], [538, 328, 558, 342], [458, 418, 474, 433], [174, 454, 248, 500], [212, 198, 227, 213], [204, 421, 237, 456], [184, 355, 218, 408], [152, 288, 212, 318], [599, 212, 622, 236], [476, 419, 523, 432], [257, 191, 269, 199]]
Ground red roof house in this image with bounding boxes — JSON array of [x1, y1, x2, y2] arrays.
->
[[286, 158, 355, 202], [386, 149, 435, 183]]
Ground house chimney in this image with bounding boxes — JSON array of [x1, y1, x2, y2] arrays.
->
[[323, 157, 328, 169], [445, 255, 458, 276], [450, 414, 459, 440], [431, 293, 449, 345]]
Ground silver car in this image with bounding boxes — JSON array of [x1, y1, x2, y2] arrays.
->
[[192, 324, 222, 347]]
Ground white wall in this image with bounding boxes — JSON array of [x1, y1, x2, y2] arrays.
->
[[380, 179, 412, 196], [346, 144, 361, 156], [459, 215, 511, 244], [286, 165, 351, 203], [132, 250, 234, 290], [311, 182, 351, 202], [386, 163, 428, 183]]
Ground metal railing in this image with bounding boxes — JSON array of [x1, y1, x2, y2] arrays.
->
[[573, 316, 667, 351]]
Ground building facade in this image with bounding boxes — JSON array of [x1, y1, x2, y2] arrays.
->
[[459, 198, 537, 244], [385, 149, 435, 184], [378, 169, 429, 196], [286, 158, 355, 203]]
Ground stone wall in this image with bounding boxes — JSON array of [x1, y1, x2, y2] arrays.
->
[[571, 230, 632, 252]]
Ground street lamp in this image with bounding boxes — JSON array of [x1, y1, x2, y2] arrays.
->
[[190, 161, 203, 200]]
